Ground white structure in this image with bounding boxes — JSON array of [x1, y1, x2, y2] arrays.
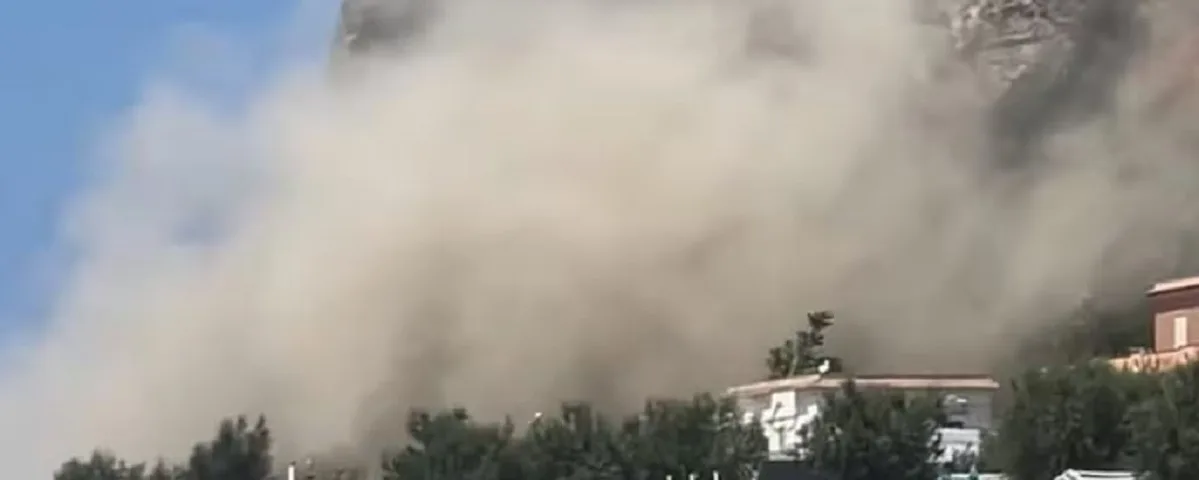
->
[[725, 374, 1000, 462], [1053, 470, 1138, 480]]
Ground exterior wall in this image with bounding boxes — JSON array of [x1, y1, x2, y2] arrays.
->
[[1149, 286, 1199, 351], [738, 390, 821, 458], [1108, 279, 1199, 372], [1153, 307, 1199, 351]]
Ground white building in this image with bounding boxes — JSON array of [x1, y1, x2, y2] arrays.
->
[[725, 374, 1000, 462]]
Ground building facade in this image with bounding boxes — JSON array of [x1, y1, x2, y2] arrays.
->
[[725, 374, 1000, 461], [1148, 276, 1199, 351], [1110, 275, 1199, 373]]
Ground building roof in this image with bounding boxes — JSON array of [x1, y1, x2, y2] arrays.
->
[[1148, 275, 1199, 295], [725, 374, 1000, 397]]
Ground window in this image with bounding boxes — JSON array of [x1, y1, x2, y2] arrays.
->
[[1175, 316, 1189, 349]]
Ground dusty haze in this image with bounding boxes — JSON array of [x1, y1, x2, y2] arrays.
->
[[6, 0, 1199, 476]]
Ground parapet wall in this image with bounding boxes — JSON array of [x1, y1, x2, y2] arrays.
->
[[1108, 344, 1199, 373]]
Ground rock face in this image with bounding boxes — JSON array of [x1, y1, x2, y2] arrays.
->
[[950, 0, 1145, 167], [332, 0, 436, 62], [950, 0, 1096, 93], [329, 0, 1149, 165], [331, 0, 1141, 91]]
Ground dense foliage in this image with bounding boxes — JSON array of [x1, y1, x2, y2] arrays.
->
[[764, 310, 840, 379], [800, 380, 946, 480], [992, 361, 1199, 480], [54, 310, 1199, 480], [56, 416, 269, 480], [56, 398, 764, 480], [384, 396, 766, 480], [1125, 363, 1199, 480], [993, 362, 1141, 479]]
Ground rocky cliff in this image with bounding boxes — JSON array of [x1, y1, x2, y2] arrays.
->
[[330, 0, 1191, 166], [332, 0, 436, 69]]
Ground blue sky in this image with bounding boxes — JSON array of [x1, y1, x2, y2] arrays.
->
[[0, 1, 337, 333]]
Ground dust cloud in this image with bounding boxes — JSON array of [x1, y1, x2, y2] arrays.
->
[[5, 0, 1199, 476]]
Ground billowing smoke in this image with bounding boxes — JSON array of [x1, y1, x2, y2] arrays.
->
[[6, 0, 1199, 476]]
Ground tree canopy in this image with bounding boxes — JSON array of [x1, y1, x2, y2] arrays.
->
[[992, 362, 1143, 480], [989, 360, 1199, 480], [765, 310, 841, 379], [55, 415, 270, 480], [799, 380, 946, 480], [1126, 362, 1199, 480], [383, 395, 766, 480], [55, 308, 1199, 480]]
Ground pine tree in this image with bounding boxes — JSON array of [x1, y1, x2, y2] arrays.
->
[[765, 311, 839, 379]]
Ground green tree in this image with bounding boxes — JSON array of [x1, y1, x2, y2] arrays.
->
[[383, 396, 765, 480], [185, 415, 273, 480], [381, 408, 524, 480], [521, 403, 627, 480], [54, 451, 147, 480], [765, 311, 840, 379], [620, 394, 766, 480], [1127, 362, 1199, 480], [799, 380, 945, 480], [146, 460, 183, 480], [974, 430, 1001, 474], [993, 362, 1150, 480], [55, 415, 272, 480]]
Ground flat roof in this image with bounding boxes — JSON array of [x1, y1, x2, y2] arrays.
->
[[1148, 275, 1199, 295], [725, 374, 1000, 397]]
